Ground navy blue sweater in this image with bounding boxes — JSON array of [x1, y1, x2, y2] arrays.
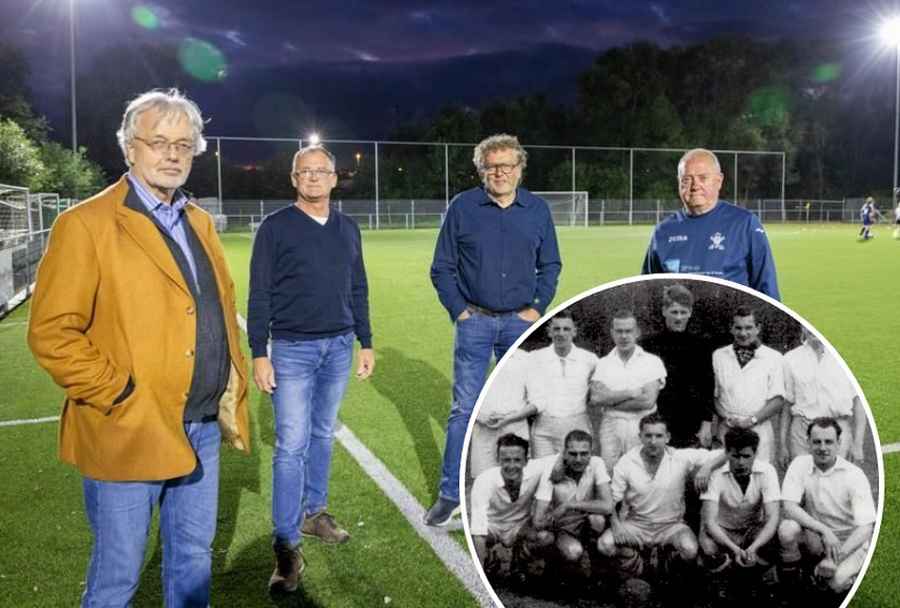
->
[[248, 205, 372, 358]]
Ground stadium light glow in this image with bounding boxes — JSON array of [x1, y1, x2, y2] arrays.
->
[[308, 133, 321, 145], [880, 17, 900, 45], [881, 16, 900, 205]]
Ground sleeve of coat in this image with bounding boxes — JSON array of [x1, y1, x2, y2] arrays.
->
[[27, 211, 131, 411]]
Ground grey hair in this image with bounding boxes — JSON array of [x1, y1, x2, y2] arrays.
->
[[677, 148, 721, 178], [472, 134, 528, 172], [116, 88, 207, 166], [292, 145, 336, 172]]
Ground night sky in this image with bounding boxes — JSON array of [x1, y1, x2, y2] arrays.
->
[[1, 0, 898, 140]]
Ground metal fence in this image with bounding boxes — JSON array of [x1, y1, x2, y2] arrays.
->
[[205, 196, 865, 233], [0, 184, 76, 316], [191, 137, 795, 230]]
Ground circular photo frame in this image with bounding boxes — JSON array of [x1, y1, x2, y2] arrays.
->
[[460, 274, 883, 608]]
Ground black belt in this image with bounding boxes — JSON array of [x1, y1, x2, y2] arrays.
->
[[467, 303, 520, 317]]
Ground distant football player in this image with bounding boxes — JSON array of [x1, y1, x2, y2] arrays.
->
[[858, 197, 880, 240]]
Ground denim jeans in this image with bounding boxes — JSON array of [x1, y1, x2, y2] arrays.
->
[[439, 311, 532, 502], [270, 333, 354, 547], [81, 420, 221, 608]]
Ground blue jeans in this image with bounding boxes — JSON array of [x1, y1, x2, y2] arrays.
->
[[439, 311, 532, 502], [270, 334, 353, 547], [81, 420, 221, 608]]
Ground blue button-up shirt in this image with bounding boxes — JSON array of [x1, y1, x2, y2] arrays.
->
[[127, 173, 198, 288], [430, 186, 562, 321]]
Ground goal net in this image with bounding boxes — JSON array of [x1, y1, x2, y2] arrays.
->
[[535, 191, 590, 227], [0, 186, 30, 248]]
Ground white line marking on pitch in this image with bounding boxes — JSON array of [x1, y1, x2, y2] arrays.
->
[[0, 415, 59, 427], [236, 313, 491, 606]]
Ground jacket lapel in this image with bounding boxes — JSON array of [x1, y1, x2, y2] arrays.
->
[[114, 176, 192, 297]]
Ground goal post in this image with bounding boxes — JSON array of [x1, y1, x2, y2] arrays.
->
[[534, 191, 590, 227]]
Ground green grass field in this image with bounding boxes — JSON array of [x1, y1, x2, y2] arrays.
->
[[2, 222, 899, 606]]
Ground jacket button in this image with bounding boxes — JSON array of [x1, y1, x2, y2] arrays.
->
[[186, 306, 194, 315], [186, 349, 194, 357]]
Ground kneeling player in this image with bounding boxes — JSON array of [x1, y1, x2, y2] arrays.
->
[[699, 428, 780, 590], [470, 434, 554, 578], [597, 413, 722, 579], [778, 417, 876, 596], [533, 430, 612, 566]]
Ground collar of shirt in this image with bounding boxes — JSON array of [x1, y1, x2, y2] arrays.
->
[[634, 446, 675, 471], [801, 340, 826, 359], [606, 344, 648, 362], [680, 199, 723, 219], [127, 173, 189, 232], [553, 345, 583, 362], [808, 456, 851, 477], [729, 342, 769, 361], [719, 458, 768, 478], [478, 187, 529, 208]]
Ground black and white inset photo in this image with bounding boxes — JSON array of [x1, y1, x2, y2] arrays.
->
[[461, 275, 883, 608]]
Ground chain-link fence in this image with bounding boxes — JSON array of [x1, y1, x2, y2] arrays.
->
[[0, 184, 76, 316], [184, 138, 794, 231]]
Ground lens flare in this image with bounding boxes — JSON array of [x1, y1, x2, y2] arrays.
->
[[131, 6, 159, 30], [747, 86, 789, 127], [178, 38, 228, 82], [812, 63, 841, 83]]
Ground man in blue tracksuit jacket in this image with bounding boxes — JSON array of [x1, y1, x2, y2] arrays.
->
[[641, 148, 780, 301]]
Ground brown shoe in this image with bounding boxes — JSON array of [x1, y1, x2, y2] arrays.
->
[[268, 544, 304, 593], [301, 511, 350, 544]]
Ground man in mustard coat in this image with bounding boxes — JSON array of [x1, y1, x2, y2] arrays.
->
[[27, 88, 249, 608]]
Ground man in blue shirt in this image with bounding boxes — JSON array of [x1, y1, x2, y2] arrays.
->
[[248, 145, 375, 593], [427, 134, 562, 526], [641, 149, 780, 300]]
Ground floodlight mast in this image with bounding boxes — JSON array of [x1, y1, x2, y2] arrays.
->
[[69, 0, 77, 152], [881, 17, 900, 205]]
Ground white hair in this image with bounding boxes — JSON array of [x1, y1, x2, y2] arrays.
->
[[677, 148, 721, 178], [116, 88, 207, 166]]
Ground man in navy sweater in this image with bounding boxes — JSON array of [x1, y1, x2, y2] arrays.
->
[[248, 145, 374, 593], [427, 134, 562, 526], [641, 148, 780, 300]]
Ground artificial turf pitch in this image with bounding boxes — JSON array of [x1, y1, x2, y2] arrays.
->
[[1, 222, 898, 606]]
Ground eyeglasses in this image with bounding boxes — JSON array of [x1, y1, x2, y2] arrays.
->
[[293, 169, 335, 179], [133, 136, 195, 156], [679, 173, 719, 187], [483, 162, 520, 175]]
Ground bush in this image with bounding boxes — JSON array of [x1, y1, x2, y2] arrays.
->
[[0, 119, 47, 189]]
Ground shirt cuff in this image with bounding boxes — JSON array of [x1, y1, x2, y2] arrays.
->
[[358, 335, 373, 349]]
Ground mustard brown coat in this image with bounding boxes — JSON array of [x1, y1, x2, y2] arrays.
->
[[27, 176, 250, 481]]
